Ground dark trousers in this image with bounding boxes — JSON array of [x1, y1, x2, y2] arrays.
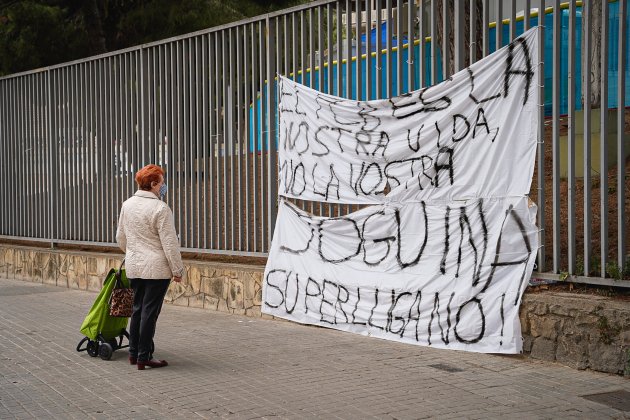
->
[[128, 278, 170, 362]]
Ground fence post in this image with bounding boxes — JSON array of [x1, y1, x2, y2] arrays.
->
[[47, 69, 57, 249], [266, 15, 278, 252]]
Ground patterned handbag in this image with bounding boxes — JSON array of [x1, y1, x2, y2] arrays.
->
[[108, 260, 134, 318]]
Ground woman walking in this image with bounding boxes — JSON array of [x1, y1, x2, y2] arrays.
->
[[116, 164, 184, 370]]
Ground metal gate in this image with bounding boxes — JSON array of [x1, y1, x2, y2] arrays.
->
[[0, 0, 627, 285]]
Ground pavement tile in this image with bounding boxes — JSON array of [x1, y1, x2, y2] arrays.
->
[[1, 277, 630, 419]]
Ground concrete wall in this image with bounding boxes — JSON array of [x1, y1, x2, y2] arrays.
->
[[1, 245, 628, 376]]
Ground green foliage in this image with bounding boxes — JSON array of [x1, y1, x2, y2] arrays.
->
[[606, 261, 623, 280], [0, 1, 89, 75], [0, 0, 307, 76], [575, 256, 584, 276]]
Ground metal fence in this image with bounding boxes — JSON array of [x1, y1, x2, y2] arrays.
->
[[0, 0, 628, 283]]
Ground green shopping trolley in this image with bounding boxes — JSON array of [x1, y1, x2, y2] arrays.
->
[[76, 261, 131, 360]]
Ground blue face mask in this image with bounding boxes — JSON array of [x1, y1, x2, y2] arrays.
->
[[159, 183, 168, 200]]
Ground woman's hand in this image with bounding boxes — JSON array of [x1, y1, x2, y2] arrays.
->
[[172, 276, 182, 283]]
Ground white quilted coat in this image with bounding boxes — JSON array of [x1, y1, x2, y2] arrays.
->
[[116, 190, 185, 279]]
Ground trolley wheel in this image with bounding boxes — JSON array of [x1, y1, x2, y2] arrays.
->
[[107, 338, 119, 350], [86, 340, 99, 357], [99, 342, 113, 360]]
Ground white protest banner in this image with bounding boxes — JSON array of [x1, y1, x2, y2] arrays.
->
[[278, 28, 538, 204], [264, 197, 537, 353], [264, 28, 540, 353]]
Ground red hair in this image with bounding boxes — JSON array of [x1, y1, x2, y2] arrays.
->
[[135, 164, 165, 190]]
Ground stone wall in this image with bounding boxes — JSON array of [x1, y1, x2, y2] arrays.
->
[[519, 293, 630, 376], [1, 245, 628, 376], [0, 245, 264, 318]]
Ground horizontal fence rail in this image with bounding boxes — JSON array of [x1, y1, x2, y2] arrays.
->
[[0, 0, 628, 284]]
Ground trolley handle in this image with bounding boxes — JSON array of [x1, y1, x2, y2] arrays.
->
[[114, 258, 126, 289]]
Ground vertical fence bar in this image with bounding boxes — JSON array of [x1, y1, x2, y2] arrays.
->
[[9, 79, 14, 235], [375, 0, 382, 98], [292, 13, 298, 82], [86, 62, 93, 242], [24, 76, 29, 237], [229, 29, 236, 250], [31, 75, 35, 238], [80, 64, 87, 241], [6, 79, 11, 235], [190, 40, 198, 248], [300, 10, 306, 86], [524, 0, 531, 31], [184, 40, 192, 248], [418, 0, 425, 87], [22, 76, 26, 237], [251, 24, 259, 251], [346, 0, 353, 98], [48, 71, 56, 245], [259, 20, 267, 250], [306, 9, 314, 220], [97, 59, 107, 242], [175, 43, 184, 244], [537, 0, 546, 271], [318, 6, 324, 93], [164, 47, 171, 240], [327, 4, 334, 96], [16, 77, 21, 236], [510, 0, 516, 41], [582, 0, 592, 276], [567, 0, 576, 274], [242, 28, 250, 251], [113, 57, 120, 242], [208, 34, 216, 250], [552, 0, 561, 272], [221, 32, 229, 250], [482, 0, 489, 57], [31, 76, 37, 238], [356, 0, 363, 100], [0, 80, 4, 235], [495, 0, 503, 50], [395, 0, 402, 95], [617, 0, 627, 272], [236, 27, 243, 251], [442, 0, 450, 79], [454, 0, 464, 72], [430, 0, 437, 83], [24, 77, 30, 237], [68, 67, 74, 240], [65, 67, 71, 240], [407, 0, 415, 90], [469, 0, 477, 65], [600, 0, 609, 277], [309, 8, 316, 90], [124, 55, 129, 194], [32, 76, 37, 238], [266, 17, 278, 251], [326, 4, 334, 217], [2, 80, 7, 235], [385, 0, 392, 96]]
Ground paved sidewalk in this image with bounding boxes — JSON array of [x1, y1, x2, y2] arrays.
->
[[0, 278, 628, 419]]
